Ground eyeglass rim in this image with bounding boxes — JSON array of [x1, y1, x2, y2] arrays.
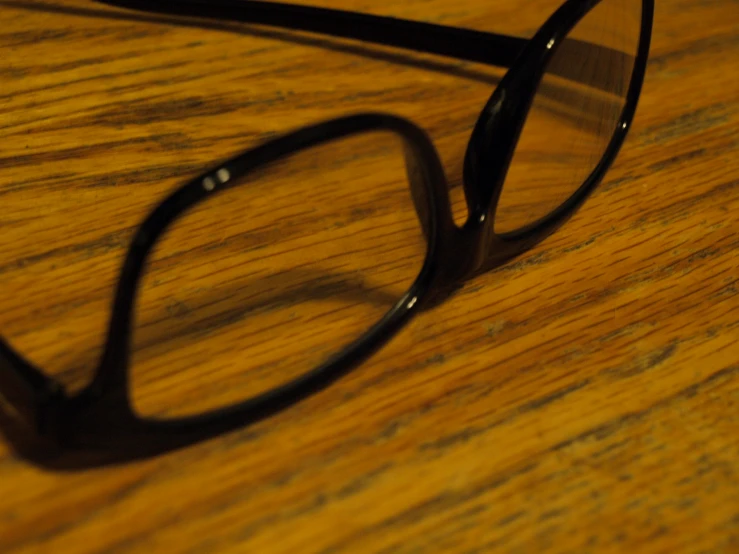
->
[[465, 0, 653, 251]]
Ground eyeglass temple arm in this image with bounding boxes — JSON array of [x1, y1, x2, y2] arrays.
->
[[97, 0, 527, 68], [0, 337, 65, 437]]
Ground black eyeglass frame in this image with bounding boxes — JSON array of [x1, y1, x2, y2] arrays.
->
[[0, 0, 653, 468]]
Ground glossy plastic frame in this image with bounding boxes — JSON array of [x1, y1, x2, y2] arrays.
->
[[0, 0, 653, 468]]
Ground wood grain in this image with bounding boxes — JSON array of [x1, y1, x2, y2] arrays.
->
[[0, 0, 737, 552]]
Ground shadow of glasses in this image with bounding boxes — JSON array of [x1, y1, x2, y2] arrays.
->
[[130, 265, 411, 417], [133, 266, 401, 357]]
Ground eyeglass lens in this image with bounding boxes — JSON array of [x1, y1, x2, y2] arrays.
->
[[495, 0, 641, 233], [130, 132, 427, 419]]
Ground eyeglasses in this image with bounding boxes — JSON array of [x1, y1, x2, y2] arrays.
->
[[0, 0, 653, 468]]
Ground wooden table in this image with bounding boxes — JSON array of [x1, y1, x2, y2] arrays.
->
[[1, 0, 737, 552]]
